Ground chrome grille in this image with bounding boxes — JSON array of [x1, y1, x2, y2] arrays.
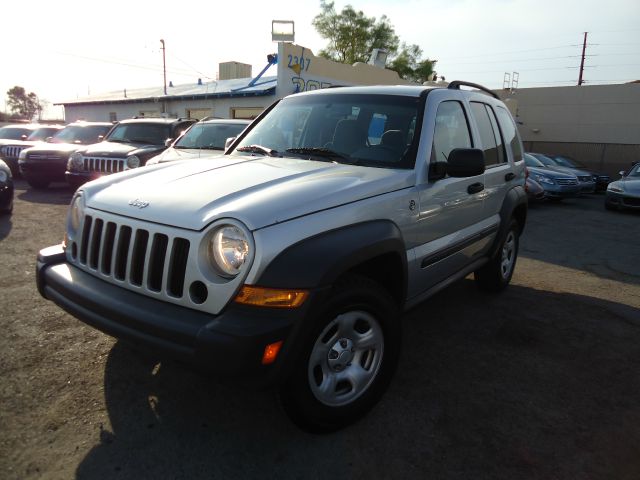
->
[[556, 178, 579, 186], [1, 145, 27, 160], [28, 152, 65, 161], [577, 175, 593, 182], [83, 156, 125, 174], [75, 214, 190, 298]]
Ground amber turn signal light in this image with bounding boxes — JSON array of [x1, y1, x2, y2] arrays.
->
[[262, 340, 283, 365], [234, 285, 308, 308]]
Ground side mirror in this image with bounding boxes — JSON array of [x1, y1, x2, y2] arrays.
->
[[21, 134, 28, 140], [165, 138, 174, 147], [447, 148, 485, 177], [225, 137, 237, 150], [45, 136, 53, 143], [97, 135, 105, 141]]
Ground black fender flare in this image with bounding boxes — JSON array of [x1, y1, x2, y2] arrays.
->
[[256, 220, 408, 297], [491, 185, 527, 257]]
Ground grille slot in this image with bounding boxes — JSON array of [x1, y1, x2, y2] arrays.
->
[[556, 178, 578, 186], [148, 234, 169, 292], [83, 156, 125, 173], [75, 214, 192, 300]]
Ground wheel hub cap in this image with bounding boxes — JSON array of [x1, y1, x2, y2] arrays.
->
[[327, 338, 355, 371]]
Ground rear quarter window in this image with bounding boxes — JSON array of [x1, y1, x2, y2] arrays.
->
[[494, 106, 523, 162]]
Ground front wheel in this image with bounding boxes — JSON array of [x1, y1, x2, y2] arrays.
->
[[474, 219, 520, 292], [279, 275, 401, 433]]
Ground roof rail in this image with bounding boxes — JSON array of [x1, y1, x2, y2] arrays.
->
[[447, 80, 499, 99]]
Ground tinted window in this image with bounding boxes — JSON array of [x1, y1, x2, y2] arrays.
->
[[106, 123, 171, 145], [175, 122, 249, 150], [495, 106, 522, 162], [470, 102, 505, 166], [0, 127, 32, 140], [51, 125, 112, 144], [26, 127, 61, 141], [431, 101, 472, 164]]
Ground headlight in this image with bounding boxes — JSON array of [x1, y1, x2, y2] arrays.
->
[[68, 193, 85, 236], [0, 170, 7, 182], [126, 155, 140, 169], [208, 225, 250, 277], [533, 174, 555, 185], [68, 152, 84, 171], [607, 184, 624, 193]]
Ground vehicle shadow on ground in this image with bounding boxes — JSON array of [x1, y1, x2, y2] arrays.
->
[[15, 180, 74, 206], [0, 215, 12, 240], [75, 280, 640, 480]]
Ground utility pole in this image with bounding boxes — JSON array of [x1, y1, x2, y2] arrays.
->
[[578, 32, 588, 86], [160, 39, 167, 95]]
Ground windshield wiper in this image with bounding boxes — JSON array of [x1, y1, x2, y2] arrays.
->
[[236, 144, 279, 157], [285, 147, 354, 163]]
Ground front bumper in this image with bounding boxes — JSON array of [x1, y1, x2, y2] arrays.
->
[[20, 159, 67, 182], [605, 191, 640, 210], [65, 171, 103, 188], [37, 245, 322, 387], [542, 184, 582, 199]]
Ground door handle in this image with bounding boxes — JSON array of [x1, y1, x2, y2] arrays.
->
[[505, 172, 515, 181], [467, 182, 484, 194]]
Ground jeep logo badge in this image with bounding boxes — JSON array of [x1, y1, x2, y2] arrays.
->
[[129, 199, 149, 209]]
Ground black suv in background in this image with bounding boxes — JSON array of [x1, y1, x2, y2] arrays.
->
[[65, 117, 196, 189], [19, 121, 114, 189]]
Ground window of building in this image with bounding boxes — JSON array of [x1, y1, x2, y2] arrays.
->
[[231, 107, 264, 120], [186, 108, 212, 120], [109, 112, 117, 122]]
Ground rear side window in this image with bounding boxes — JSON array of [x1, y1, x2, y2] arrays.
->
[[431, 101, 472, 164], [470, 102, 505, 166], [494, 106, 523, 162]]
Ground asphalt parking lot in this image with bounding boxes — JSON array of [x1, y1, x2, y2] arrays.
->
[[1, 180, 639, 480]]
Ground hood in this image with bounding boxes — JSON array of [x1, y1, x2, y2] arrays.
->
[[82, 155, 414, 231], [614, 177, 640, 195], [547, 165, 593, 178], [81, 141, 164, 158], [152, 147, 225, 163], [527, 166, 577, 180]]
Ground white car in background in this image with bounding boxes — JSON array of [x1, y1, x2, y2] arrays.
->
[[147, 118, 251, 165]]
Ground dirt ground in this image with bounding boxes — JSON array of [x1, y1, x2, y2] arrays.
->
[[1, 179, 639, 480]]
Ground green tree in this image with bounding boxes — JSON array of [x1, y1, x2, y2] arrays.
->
[[312, 1, 399, 65], [388, 43, 438, 84], [6, 86, 42, 120], [312, 2, 437, 83]]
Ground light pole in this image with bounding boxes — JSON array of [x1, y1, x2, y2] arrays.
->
[[160, 39, 167, 95]]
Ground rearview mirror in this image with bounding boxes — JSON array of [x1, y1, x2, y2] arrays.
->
[[225, 137, 237, 150], [165, 138, 174, 147]]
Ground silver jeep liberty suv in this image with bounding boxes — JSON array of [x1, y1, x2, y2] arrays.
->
[[37, 81, 527, 432]]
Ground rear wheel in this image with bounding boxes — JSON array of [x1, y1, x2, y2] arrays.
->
[[475, 219, 519, 292], [279, 275, 401, 433]]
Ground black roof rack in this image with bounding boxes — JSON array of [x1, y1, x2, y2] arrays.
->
[[447, 80, 499, 100]]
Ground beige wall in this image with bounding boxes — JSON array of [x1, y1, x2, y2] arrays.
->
[[497, 83, 640, 175]]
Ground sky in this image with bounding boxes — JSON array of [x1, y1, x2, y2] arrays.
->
[[1, 0, 638, 119]]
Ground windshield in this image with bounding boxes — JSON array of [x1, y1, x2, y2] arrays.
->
[[552, 155, 584, 169], [51, 125, 112, 144], [524, 153, 545, 168], [627, 164, 640, 177], [231, 93, 421, 169], [531, 153, 557, 167], [0, 127, 32, 140], [105, 123, 171, 145], [26, 127, 61, 141], [175, 122, 248, 150]]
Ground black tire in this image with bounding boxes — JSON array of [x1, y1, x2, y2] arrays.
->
[[26, 177, 50, 190], [279, 274, 401, 433], [474, 219, 519, 292]]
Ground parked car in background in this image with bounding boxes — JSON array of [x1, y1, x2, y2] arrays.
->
[[0, 125, 64, 176], [0, 159, 14, 215], [528, 152, 596, 193], [65, 117, 196, 189], [605, 162, 640, 211], [545, 154, 610, 191], [19, 122, 114, 189], [524, 153, 581, 200], [146, 119, 251, 165], [0, 124, 42, 141]]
